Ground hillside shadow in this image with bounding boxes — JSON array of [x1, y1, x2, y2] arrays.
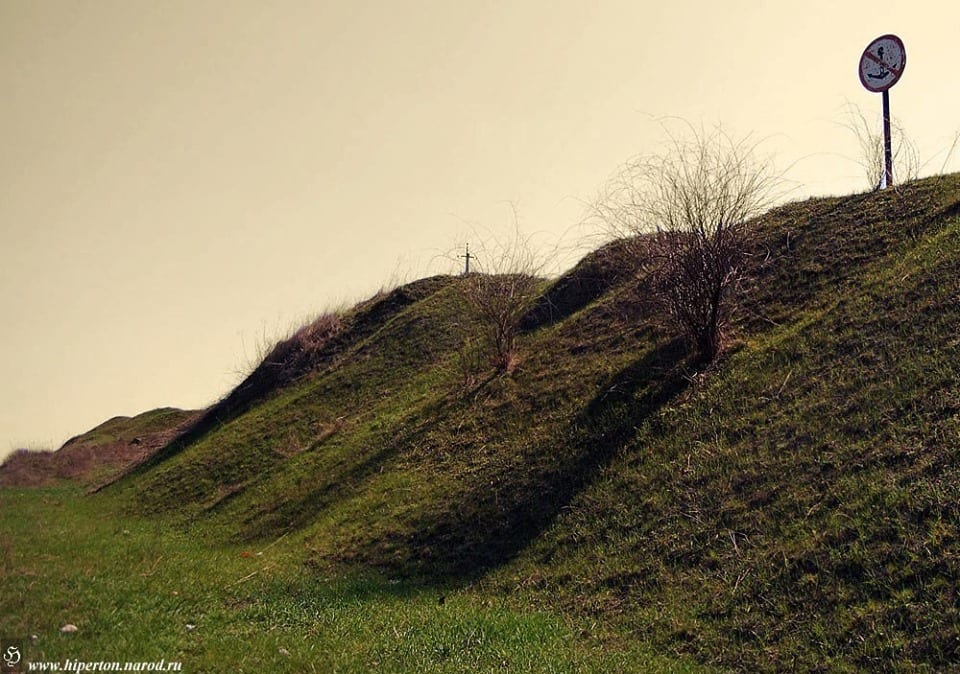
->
[[385, 338, 689, 582], [232, 396, 477, 541], [519, 237, 641, 332]]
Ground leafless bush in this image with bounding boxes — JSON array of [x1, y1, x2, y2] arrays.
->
[[466, 273, 540, 373], [841, 101, 919, 189], [593, 122, 781, 363], [461, 223, 544, 374]]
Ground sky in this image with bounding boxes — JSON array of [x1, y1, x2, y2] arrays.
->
[[2, 0, 959, 459]]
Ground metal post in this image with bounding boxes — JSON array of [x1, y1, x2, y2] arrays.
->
[[882, 89, 893, 188]]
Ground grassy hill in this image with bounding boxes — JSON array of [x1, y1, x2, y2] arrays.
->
[[504, 178, 960, 670], [4, 174, 960, 671], [0, 407, 197, 488]]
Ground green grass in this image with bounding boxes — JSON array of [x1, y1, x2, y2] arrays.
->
[[66, 408, 195, 448], [5, 175, 960, 672], [495, 179, 960, 671], [0, 488, 700, 673]]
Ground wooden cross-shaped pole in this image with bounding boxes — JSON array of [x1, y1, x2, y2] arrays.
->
[[459, 244, 475, 275]]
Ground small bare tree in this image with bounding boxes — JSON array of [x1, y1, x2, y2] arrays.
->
[[593, 122, 781, 363], [460, 219, 543, 374], [841, 101, 919, 189], [466, 272, 540, 373]]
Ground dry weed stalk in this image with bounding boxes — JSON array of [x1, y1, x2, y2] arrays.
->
[[841, 101, 919, 189]]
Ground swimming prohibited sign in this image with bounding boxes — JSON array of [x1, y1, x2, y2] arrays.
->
[[859, 34, 906, 93], [858, 34, 906, 188]]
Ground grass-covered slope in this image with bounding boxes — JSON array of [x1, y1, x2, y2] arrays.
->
[[0, 407, 197, 488], [501, 175, 960, 671], [113, 174, 960, 671]]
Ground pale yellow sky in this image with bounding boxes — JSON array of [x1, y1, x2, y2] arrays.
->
[[2, 0, 959, 457]]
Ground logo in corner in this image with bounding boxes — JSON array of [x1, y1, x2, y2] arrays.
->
[[1, 640, 24, 674]]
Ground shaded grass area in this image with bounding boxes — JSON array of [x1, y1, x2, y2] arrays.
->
[[0, 488, 701, 673]]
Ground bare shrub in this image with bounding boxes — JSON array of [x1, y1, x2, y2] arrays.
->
[[593, 122, 781, 363], [466, 273, 540, 373], [461, 222, 544, 374]]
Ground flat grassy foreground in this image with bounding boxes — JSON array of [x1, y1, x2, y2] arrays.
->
[[0, 488, 702, 673]]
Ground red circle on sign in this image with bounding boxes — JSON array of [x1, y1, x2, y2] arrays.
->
[[859, 34, 906, 93]]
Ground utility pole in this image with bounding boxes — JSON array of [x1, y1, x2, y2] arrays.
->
[[459, 244, 475, 275]]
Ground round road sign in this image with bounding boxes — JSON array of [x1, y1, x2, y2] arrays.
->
[[859, 34, 906, 93]]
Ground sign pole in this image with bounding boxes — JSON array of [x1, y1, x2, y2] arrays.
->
[[882, 89, 893, 188]]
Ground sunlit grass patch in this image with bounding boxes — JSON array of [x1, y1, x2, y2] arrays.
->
[[0, 488, 701, 673]]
